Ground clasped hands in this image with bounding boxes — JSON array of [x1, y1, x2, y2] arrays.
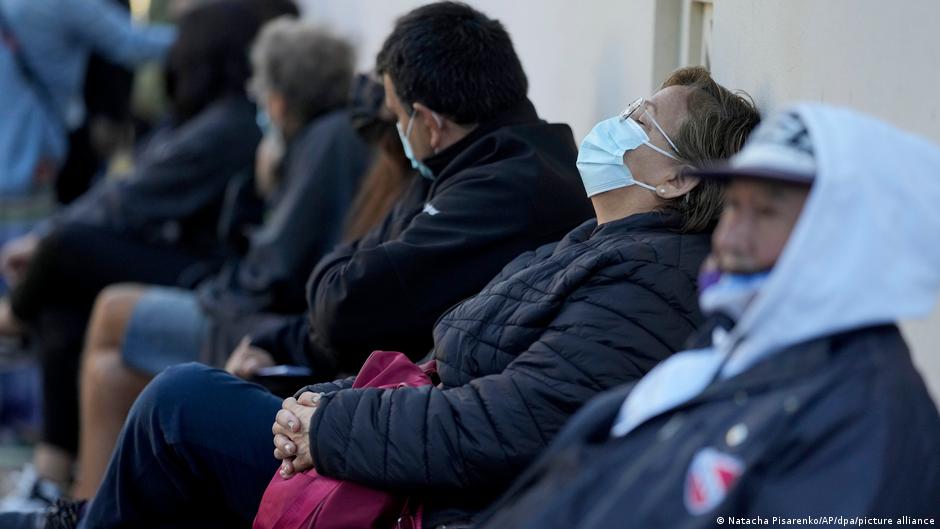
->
[[272, 391, 323, 479]]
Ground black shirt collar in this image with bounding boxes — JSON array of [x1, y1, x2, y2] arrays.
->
[[423, 99, 541, 177]]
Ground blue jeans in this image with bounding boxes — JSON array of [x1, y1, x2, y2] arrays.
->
[[78, 363, 282, 529]]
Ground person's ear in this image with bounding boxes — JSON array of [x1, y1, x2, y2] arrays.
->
[[656, 168, 700, 199], [413, 102, 445, 151]]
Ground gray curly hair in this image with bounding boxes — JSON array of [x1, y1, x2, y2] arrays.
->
[[249, 18, 355, 125]]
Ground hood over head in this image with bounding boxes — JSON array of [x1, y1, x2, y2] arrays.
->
[[611, 102, 940, 437], [721, 102, 940, 376]]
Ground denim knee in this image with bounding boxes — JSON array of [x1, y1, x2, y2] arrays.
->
[[128, 363, 219, 431], [144, 362, 216, 401]]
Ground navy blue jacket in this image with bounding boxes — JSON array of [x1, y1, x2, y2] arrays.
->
[[301, 212, 711, 526], [198, 109, 371, 317], [479, 324, 940, 528], [52, 95, 261, 257]]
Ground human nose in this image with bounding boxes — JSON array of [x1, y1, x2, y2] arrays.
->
[[713, 210, 751, 258]]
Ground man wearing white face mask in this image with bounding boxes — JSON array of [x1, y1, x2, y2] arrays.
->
[[394, 105, 439, 179]]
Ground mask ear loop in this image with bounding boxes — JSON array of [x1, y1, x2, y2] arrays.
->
[[644, 141, 683, 162], [633, 179, 658, 192], [403, 110, 417, 138], [620, 117, 676, 193], [644, 110, 683, 161], [409, 107, 444, 132]]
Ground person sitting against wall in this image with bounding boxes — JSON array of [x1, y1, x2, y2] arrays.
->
[[475, 105, 940, 529], [70, 21, 379, 500], [0, 0, 274, 511], [8, 59, 762, 529]]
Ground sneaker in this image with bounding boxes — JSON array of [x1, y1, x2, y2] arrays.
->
[[43, 498, 85, 529], [0, 465, 65, 512]]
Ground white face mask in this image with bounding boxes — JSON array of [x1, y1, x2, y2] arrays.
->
[[576, 114, 682, 197], [396, 111, 435, 180], [396, 109, 444, 180]]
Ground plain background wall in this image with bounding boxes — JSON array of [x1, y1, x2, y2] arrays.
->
[[299, 0, 662, 142], [299, 0, 939, 401]]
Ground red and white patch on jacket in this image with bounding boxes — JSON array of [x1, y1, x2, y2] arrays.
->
[[683, 447, 744, 515]]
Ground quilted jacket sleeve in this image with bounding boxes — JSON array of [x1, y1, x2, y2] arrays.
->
[[308, 266, 694, 491]]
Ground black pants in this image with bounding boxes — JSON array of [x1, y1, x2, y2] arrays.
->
[[9, 223, 216, 453], [78, 363, 282, 529]]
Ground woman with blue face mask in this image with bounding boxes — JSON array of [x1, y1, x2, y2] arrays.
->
[[577, 72, 756, 230]]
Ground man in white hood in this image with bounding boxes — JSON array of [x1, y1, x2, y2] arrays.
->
[[476, 104, 940, 528]]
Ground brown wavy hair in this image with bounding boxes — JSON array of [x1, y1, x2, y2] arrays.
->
[[660, 67, 761, 232], [341, 120, 412, 242]]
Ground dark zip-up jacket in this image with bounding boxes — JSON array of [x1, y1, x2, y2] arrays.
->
[[478, 324, 940, 529]]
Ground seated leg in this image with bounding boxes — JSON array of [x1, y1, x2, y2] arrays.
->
[[74, 285, 153, 499], [78, 363, 282, 529]]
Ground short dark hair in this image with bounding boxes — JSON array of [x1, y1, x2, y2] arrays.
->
[[166, 1, 261, 122], [376, 1, 528, 125], [243, 0, 299, 22]]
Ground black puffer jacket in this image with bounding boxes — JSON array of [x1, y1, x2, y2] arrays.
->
[[302, 211, 711, 525]]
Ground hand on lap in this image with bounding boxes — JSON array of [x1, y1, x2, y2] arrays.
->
[[272, 392, 322, 478], [225, 337, 276, 379]]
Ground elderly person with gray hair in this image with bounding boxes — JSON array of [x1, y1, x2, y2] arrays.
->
[[34, 17, 372, 502]]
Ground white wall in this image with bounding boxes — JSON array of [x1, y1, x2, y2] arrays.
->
[[708, 0, 940, 401], [299, 0, 661, 142]]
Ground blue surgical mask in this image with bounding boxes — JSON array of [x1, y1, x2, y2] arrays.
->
[[576, 115, 682, 197], [397, 112, 435, 180], [256, 108, 272, 135], [256, 107, 286, 155], [699, 269, 771, 323]]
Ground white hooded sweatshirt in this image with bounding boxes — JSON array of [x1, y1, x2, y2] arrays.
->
[[612, 102, 940, 437]]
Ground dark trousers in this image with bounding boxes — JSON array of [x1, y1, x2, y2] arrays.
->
[[9, 223, 215, 453], [10, 223, 209, 323], [78, 363, 282, 529]]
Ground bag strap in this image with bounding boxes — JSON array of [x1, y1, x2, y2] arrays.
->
[[0, 6, 65, 129]]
